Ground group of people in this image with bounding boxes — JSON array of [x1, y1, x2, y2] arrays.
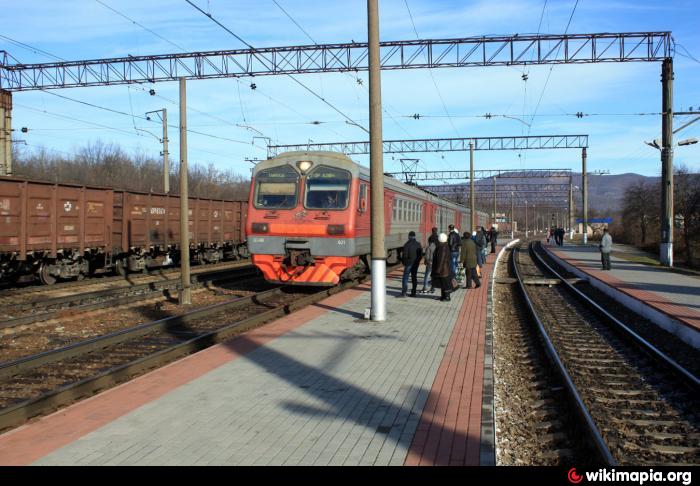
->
[[547, 227, 566, 246], [400, 225, 499, 302]]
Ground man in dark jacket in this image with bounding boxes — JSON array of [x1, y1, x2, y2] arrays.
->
[[400, 231, 423, 297], [431, 233, 452, 301], [428, 226, 439, 246], [447, 224, 461, 278], [460, 232, 481, 289], [474, 226, 486, 269], [490, 226, 499, 253]]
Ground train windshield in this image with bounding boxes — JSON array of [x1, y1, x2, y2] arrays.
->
[[304, 165, 351, 210], [254, 165, 300, 209]]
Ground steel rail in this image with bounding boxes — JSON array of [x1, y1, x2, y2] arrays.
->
[[533, 242, 700, 391], [0, 276, 368, 432], [512, 241, 617, 466], [0, 265, 259, 330], [0, 258, 250, 298]]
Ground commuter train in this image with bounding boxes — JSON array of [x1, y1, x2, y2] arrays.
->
[[246, 151, 491, 286], [0, 177, 248, 285]]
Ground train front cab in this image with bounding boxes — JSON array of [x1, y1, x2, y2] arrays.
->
[[246, 153, 366, 286]]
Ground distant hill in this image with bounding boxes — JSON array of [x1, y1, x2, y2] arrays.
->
[[419, 172, 659, 214], [571, 173, 659, 213]]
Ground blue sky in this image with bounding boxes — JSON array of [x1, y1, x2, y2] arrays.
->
[[2, 0, 699, 178]]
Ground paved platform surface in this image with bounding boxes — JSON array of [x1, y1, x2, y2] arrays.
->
[[0, 247, 505, 466], [547, 243, 700, 332]]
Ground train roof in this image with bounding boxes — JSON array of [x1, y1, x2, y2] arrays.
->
[[260, 151, 476, 215]]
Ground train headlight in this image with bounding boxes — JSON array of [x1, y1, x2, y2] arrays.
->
[[327, 224, 345, 235], [252, 222, 269, 233], [296, 160, 313, 173]]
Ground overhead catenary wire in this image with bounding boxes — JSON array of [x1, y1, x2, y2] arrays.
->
[[184, 0, 369, 134]]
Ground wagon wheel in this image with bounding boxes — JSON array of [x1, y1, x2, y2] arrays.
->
[[39, 263, 57, 285], [115, 259, 128, 277]]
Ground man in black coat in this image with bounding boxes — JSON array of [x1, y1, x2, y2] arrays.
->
[[490, 226, 499, 253], [400, 231, 423, 297]]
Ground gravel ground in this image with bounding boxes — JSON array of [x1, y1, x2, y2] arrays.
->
[[0, 277, 271, 364]]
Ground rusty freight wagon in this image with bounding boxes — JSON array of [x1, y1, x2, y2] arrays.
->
[[0, 177, 248, 285]]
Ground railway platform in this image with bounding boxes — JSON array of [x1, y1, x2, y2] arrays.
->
[[543, 242, 700, 348], [0, 242, 513, 466]]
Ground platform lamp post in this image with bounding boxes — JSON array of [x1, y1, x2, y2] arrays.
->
[[644, 134, 698, 267], [368, 0, 386, 321]]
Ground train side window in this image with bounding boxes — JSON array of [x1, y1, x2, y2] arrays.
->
[[392, 198, 397, 221], [358, 184, 367, 212]]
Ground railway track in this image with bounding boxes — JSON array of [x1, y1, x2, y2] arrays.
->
[[513, 240, 699, 466], [0, 259, 250, 304], [493, 243, 595, 465], [0, 264, 259, 330], [0, 274, 371, 433]]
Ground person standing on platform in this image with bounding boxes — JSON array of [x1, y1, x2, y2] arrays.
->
[[474, 226, 486, 274], [599, 228, 613, 270], [490, 226, 499, 253], [432, 233, 452, 301], [420, 234, 436, 294], [461, 232, 481, 289], [428, 226, 439, 246], [400, 231, 423, 297], [447, 225, 462, 278]]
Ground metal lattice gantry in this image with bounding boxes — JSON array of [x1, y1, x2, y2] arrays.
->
[[387, 169, 572, 182], [267, 135, 588, 157], [420, 179, 572, 207], [0, 32, 671, 91]]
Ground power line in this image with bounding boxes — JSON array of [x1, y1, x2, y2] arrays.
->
[[184, 0, 369, 134], [94, 0, 187, 51], [404, 0, 460, 139], [527, 0, 580, 132], [269, 0, 415, 162]]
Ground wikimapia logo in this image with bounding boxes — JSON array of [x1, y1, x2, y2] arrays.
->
[[568, 468, 584, 484], [567, 468, 693, 485]]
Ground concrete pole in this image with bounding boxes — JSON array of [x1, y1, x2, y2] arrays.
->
[[525, 201, 528, 237], [469, 141, 475, 231], [532, 204, 538, 235], [162, 109, 170, 193], [492, 176, 497, 228], [0, 89, 11, 176], [569, 179, 574, 239], [510, 192, 514, 239], [178, 78, 191, 305], [660, 58, 674, 267], [582, 147, 588, 245], [368, 0, 386, 321]]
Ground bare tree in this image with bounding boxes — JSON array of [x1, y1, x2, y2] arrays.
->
[[674, 165, 700, 266], [12, 141, 251, 201], [621, 180, 659, 245]]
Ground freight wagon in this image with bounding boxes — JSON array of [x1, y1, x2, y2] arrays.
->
[[0, 177, 248, 285]]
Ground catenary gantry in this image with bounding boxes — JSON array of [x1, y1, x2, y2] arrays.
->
[[0, 32, 670, 91]]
